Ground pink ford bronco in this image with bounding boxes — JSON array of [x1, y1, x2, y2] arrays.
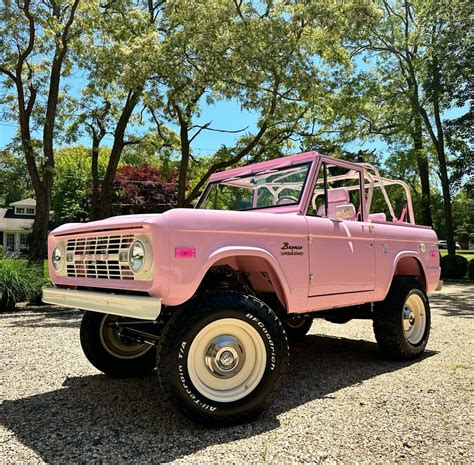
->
[[43, 152, 441, 425]]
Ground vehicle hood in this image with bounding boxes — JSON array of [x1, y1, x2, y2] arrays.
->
[[50, 207, 300, 237], [50, 213, 163, 236]]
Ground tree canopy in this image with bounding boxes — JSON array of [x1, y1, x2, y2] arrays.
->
[[0, 0, 471, 257]]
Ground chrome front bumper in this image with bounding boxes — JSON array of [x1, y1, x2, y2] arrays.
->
[[42, 287, 161, 320]]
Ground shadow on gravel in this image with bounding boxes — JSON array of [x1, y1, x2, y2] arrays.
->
[[430, 281, 474, 319], [1, 334, 436, 463], [0, 308, 82, 328]]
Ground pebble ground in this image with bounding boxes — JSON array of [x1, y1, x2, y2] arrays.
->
[[1, 282, 473, 463]]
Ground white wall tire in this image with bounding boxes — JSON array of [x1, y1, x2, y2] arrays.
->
[[373, 278, 431, 360], [157, 291, 289, 426], [402, 293, 427, 345]]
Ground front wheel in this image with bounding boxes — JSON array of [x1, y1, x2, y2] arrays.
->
[[80, 311, 157, 377], [157, 292, 289, 426], [373, 277, 431, 360]]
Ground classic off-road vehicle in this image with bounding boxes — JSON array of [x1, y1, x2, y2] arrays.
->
[[43, 151, 441, 425]]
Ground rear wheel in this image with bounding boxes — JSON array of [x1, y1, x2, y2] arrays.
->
[[157, 291, 289, 426], [282, 315, 313, 341], [80, 311, 156, 377], [373, 277, 431, 360]]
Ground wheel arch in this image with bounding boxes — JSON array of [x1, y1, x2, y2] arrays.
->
[[200, 246, 290, 310], [388, 253, 428, 293]]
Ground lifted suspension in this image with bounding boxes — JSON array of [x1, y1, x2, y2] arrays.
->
[[108, 320, 161, 346]]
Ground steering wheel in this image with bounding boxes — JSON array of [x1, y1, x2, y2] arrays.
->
[[276, 195, 298, 205]]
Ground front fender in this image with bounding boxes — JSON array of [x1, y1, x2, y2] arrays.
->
[[163, 246, 291, 308]]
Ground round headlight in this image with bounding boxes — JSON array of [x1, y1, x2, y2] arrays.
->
[[52, 246, 63, 270], [129, 240, 146, 273]]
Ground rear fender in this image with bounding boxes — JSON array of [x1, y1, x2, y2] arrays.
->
[[383, 252, 427, 296]]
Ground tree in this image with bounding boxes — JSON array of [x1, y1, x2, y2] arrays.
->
[[353, 0, 471, 254], [51, 145, 109, 225], [113, 164, 179, 215], [0, 0, 82, 258], [145, 0, 377, 207], [445, 110, 473, 192], [0, 148, 33, 206], [358, 68, 434, 227], [71, 0, 166, 219]]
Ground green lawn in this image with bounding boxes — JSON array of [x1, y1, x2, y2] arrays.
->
[[439, 249, 474, 261]]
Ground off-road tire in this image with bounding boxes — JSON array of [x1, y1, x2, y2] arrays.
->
[[157, 291, 289, 426], [373, 277, 431, 360], [80, 311, 157, 377], [282, 315, 313, 341]]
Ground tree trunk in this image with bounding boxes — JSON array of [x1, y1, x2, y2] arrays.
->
[[436, 141, 455, 255], [412, 113, 432, 227], [176, 107, 190, 208], [29, 186, 51, 259], [97, 90, 141, 219], [98, 137, 125, 219], [430, 60, 455, 255], [90, 135, 100, 221]]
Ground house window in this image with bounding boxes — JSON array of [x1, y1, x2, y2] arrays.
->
[[20, 234, 28, 251], [26, 208, 35, 215], [6, 234, 15, 252], [16, 207, 25, 214]]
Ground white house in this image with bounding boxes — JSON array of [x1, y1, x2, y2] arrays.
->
[[0, 198, 36, 253]]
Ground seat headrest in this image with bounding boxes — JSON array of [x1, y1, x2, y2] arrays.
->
[[327, 187, 350, 203]]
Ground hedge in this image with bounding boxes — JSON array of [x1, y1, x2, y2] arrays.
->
[[440, 254, 468, 280], [468, 259, 474, 280], [0, 257, 46, 312]]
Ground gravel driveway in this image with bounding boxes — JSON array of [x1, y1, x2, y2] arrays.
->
[[1, 282, 473, 463]]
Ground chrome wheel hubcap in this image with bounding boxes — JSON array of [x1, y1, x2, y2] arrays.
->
[[205, 336, 245, 378], [403, 308, 416, 328]]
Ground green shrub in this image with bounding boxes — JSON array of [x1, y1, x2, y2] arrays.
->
[[440, 254, 468, 280], [468, 260, 474, 280], [0, 257, 46, 312], [0, 245, 3, 257]]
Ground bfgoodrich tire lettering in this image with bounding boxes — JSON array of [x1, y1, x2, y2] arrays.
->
[[157, 291, 289, 426], [373, 277, 431, 360]]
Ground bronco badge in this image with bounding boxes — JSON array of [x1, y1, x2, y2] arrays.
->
[[280, 242, 303, 256]]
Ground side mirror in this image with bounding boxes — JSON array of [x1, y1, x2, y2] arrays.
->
[[334, 204, 356, 221]]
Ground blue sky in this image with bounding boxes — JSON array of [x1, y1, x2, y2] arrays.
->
[[0, 97, 260, 153], [0, 97, 390, 154], [0, 89, 466, 160]]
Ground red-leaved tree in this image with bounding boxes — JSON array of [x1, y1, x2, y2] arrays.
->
[[113, 164, 179, 215]]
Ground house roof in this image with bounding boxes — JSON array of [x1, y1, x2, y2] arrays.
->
[[0, 208, 34, 232], [10, 198, 36, 207]]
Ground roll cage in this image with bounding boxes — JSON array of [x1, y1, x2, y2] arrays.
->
[[312, 156, 415, 224], [198, 153, 415, 224]]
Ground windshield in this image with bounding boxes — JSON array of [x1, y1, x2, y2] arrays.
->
[[198, 163, 311, 211]]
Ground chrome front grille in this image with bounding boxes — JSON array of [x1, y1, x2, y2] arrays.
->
[[65, 234, 135, 280]]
